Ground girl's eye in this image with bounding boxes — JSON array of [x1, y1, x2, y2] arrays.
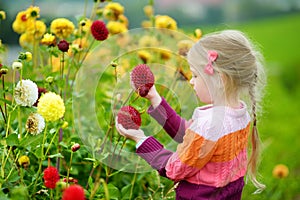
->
[[192, 75, 197, 78]]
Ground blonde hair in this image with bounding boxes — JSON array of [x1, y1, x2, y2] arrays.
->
[[188, 30, 266, 192]]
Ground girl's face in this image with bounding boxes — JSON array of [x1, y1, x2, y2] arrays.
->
[[190, 68, 212, 104]]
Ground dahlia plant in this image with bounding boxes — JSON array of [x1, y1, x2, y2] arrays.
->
[[0, 1, 201, 199]]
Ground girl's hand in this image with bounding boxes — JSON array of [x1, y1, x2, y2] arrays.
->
[[115, 118, 147, 143], [145, 85, 162, 108]]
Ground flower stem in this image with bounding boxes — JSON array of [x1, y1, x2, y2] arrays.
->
[[32, 124, 48, 196], [18, 106, 22, 138], [60, 53, 65, 97], [44, 127, 59, 157], [2, 75, 7, 121], [129, 157, 140, 200], [66, 151, 73, 184], [56, 128, 63, 172]]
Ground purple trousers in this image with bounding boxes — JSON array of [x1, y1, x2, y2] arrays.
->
[[175, 177, 244, 200]]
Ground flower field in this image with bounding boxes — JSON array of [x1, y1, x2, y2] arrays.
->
[[0, 0, 299, 200]]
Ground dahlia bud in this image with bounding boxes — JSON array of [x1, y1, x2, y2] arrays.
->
[[71, 143, 80, 152], [63, 177, 78, 184], [0, 68, 8, 75], [25, 52, 32, 61], [61, 121, 68, 129], [12, 61, 23, 70], [143, 5, 153, 18], [110, 61, 118, 68], [194, 28, 202, 40], [46, 76, 54, 84], [57, 40, 70, 52], [19, 52, 32, 62], [91, 20, 109, 41], [18, 155, 30, 168]]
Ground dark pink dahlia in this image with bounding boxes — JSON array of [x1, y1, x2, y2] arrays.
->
[[91, 20, 109, 41], [57, 40, 69, 52]]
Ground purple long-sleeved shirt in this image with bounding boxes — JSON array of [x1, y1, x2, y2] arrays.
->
[[136, 98, 245, 200]]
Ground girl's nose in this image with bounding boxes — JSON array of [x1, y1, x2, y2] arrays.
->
[[189, 77, 194, 85]]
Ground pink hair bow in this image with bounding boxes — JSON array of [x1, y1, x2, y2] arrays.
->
[[204, 50, 218, 75]]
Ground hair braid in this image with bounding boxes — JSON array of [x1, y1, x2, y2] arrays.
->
[[248, 73, 266, 193]]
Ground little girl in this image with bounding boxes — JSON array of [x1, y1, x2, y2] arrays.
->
[[116, 30, 266, 199]]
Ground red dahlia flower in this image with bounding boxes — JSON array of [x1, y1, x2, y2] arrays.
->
[[43, 166, 60, 189], [130, 64, 155, 97], [117, 106, 141, 130], [91, 20, 109, 41], [62, 184, 85, 200], [57, 40, 70, 52]]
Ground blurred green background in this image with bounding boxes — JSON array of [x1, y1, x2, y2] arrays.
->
[[0, 0, 299, 199]]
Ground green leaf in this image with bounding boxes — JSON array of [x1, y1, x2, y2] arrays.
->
[[6, 133, 19, 146], [19, 134, 43, 149], [9, 186, 29, 200], [59, 141, 68, 148], [48, 153, 64, 158], [121, 184, 132, 200], [7, 170, 20, 183], [88, 176, 94, 190], [34, 146, 43, 159], [0, 190, 9, 200], [49, 128, 57, 134], [108, 183, 120, 200], [84, 158, 96, 162]]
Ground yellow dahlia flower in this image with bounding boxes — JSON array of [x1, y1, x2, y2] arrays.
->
[[37, 92, 65, 122], [158, 49, 172, 61], [19, 33, 34, 48], [118, 15, 128, 27], [137, 50, 151, 63], [138, 35, 159, 47], [194, 28, 202, 40], [272, 164, 289, 179], [177, 40, 194, 56], [155, 15, 177, 30], [79, 18, 92, 34], [26, 20, 46, 39], [26, 6, 40, 19], [50, 18, 75, 39], [41, 33, 56, 46], [143, 5, 154, 18], [141, 20, 152, 29], [103, 2, 124, 21], [12, 11, 33, 34], [0, 11, 6, 20], [18, 155, 30, 168], [107, 21, 127, 35]]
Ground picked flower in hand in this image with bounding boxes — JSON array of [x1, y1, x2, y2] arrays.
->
[[130, 64, 155, 97], [117, 105, 141, 130]]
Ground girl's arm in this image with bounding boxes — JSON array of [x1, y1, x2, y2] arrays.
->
[[136, 129, 217, 180], [146, 86, 192, 143], [115, 122, 173, 177]]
